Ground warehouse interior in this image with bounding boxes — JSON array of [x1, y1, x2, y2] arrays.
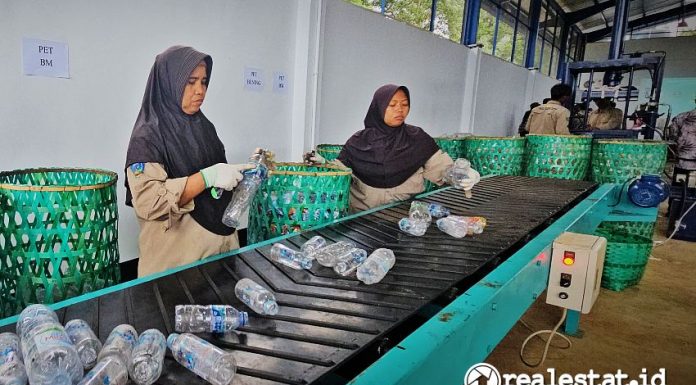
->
[[0, 0, 695, 384]]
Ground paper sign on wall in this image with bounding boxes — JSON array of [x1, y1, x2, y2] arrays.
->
[[22, 38, 70, 78], [273, 71, 288, 93], [244, 67, 264, 91]]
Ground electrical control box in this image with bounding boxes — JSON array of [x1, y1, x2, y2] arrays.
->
[[546, 232, 607, 313]]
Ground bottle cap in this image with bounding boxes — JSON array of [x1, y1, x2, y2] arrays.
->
[[239, 311, 249, 327], [166, 333, 180, 349]]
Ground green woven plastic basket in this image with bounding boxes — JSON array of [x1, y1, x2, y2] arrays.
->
[[594, 230, 653, 292], [424, 136, 468, 192], [463, 136, 526, 176], [248, 163, 352, 243], [596, 221, 655, 239], [0, 168, 120, 317], [316, 144, 343, 161], [524, 134, 593, 180], [590, 140, 668, 183]]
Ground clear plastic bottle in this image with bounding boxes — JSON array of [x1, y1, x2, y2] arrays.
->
[[398, 218, 429, 236], [299, 236, 327, 259], [466, 216, 487, 234], [222, 151, 269, 228], [17, 305, 82, 385], [128, 329, 166, 385], [65, 319, 102, 370], [269, 244, 312, 270], [0, 332, 28, 385], [408, 201, 432, 222], [98, 324, 138, 367], [174, 305, 249, 334], [436, 216, 469, 238], [234, 278, 279, 315], [357, 248, 396, 285], [444, 158, 481, 198], [333, 249, 368, 276], [167, 333, 237, 385], [427, 203, 450, 218], [312, 241, 361, 267], [77, 358, 128, 385]]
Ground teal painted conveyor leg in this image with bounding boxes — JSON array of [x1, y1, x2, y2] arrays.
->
[[564, 310, 581, 336]]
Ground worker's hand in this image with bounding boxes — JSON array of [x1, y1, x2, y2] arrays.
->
[[457, 168, 481, 191], [303, 151, 326, 164], [200, 163, 255, 190]]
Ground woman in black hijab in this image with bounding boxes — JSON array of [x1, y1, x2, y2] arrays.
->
[[125, 46, 252, 277], [310, 84, 457, 211]]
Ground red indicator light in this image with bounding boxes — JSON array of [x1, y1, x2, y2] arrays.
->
[[563, 251, 575, 266]]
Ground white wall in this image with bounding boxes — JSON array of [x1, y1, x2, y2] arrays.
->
[[0, 0, 299, 261], [316, 0, 472, 144]]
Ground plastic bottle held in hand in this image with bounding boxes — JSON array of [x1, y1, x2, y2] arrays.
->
[[78, 359, 128, 385], [409, 201, 432, 222], [167, 333, 236, 385], [269, 244, 312, 270], [222, 150, 270, 228], [398, 217, 429, 236], [333, 249, 369, 276], [299, 236, 327, 259], [0, 332, 28, 385], [427, 203, 450, 218], [445, 158, 481, 198], [436, 216, 469, 238], [357, 248, 396, 285], [17, 305, 82, 385], [234, 278, 279, 315], [313, 241, 358, 267], [65, 319, 102, 370], [175, 305, 249, 334], [128, 329, 166, 385]]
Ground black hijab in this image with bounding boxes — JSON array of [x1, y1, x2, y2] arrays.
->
[[337, 84, 439, 188], [125, 46, 234, 235]]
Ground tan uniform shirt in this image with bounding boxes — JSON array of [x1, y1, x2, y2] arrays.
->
[[588, 108, 623, 130], [332, 150, 454, 212], [126, 163, 239, 277], [525, 100, 570, 135]]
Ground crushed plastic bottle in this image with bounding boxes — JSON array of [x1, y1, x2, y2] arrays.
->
[[356, 248, 396, 285], [299, 236, 327, 259], [269, 244, 312, 270], [408, 201, 432, 222], [0, 332, 28, 385], [466, 216, 487, 234], [436, 216, 469, 238], [398, 217, 429, 236], [333, 249, 368, 276], [65, 319, 102, 370], [313, 241, 362, 267], [222, 149, 272, 228], [427, 203, 450, 218], [17, 305, 82, 385], [175, 305, 248, 334], [167, 333, 237, 385], [128, 329, 167, 385], [234, 278, 279, 315]]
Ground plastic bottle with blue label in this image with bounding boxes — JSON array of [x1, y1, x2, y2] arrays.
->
[[79, 324, 138, 385], [0, 332, 28, 385], [299, 236, 327, 260], [234, 278, 279, 315], [174, 305, 249, 334], [128, 329, 167, 385], [436, 216, 469, 238], [333, 249, 369, 276], [312, 241, 362, 267], [357, 248, 396, 285], [167, 333, 237, 385], [222, 150, 270, 228], [427, 203, 450, 218], [17, 305, 82, 385], [269, 243, 313, 269], [398, 217, 429, 236], [65, 319, 102, 370]]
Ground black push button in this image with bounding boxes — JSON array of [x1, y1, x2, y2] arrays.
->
[[559, 292, 569, 299], [560, 273, 572, 288]]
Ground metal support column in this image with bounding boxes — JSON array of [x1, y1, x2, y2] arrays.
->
[[524, 0, 543, 68], [608, 0, 630, 59], [557, 24, 570, 81], [462, 0, 482, 45], [430, 0, 438, 32]]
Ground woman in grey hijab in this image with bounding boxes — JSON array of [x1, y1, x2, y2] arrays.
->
[[125, 46, 252, 277]]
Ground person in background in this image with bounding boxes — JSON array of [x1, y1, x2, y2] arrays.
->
[[525, 84, 572, 135], [307, 84, 477, 212], [588, 97, 624, 130], [670, 107, 696, 171], [518, 102, 540, 137], [125, 46, 253, 277]]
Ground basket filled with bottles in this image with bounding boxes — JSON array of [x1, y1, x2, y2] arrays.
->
[[463, 136, 526, 176], [0, 168, 120, 318], [524, 134, 593, 180], [315, 144, 344, 161], [247, 163, 352, 244], [590, 139, 667, 183]]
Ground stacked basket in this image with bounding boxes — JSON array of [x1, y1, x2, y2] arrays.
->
[[424, 136, 469, 192], [316, 144, 344, 162], [524, 134, 593, 180], [595, 228, 654, 291], [0, 168, 120, 317], [590, 139, 668, 183], [463, 136, 526, 176], [247, 163, 352, 243]]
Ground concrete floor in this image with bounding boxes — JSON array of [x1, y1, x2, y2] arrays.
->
[[487, 203, 696, 385]]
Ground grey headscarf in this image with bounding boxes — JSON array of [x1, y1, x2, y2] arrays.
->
[[125, 46, 235, 235]]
